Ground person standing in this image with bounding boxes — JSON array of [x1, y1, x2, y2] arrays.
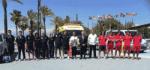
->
[[79, 31, 87, 59], [133, 33, 142, 59], [115, 32, 123, 58], [34, 33, 41, 59], [41, 33, 49, 59], [123, 32, 132, 58], [69, 32, 80, 59], [98, 32, 107, 58], [16, 31, 26, 60], [106, 32, 114, 58], [54, 32, 62, 59], [88, 30, 98, 58], [48, 33, 55, 58], [6, 30, 15, 60], [26, 31, 35, 60], [61, 31, 69, 59]]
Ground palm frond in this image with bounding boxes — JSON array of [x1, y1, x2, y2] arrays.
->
[[12, 0, 23, 4]]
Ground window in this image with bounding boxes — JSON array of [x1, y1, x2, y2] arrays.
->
[[66, 30, 82, 36]]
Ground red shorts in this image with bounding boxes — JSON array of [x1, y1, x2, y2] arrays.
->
[[133, 46, 141, 52], [108, 45, 113, 50], [116, 45, 121, 50], [124, 45, 131, 51]]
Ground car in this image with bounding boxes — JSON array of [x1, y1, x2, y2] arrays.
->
[[0, 34, 9, 63], [105, 30, 148, 52], [145, 39, 150, 49]]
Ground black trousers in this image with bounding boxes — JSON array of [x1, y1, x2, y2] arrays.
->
[[35, 46, 41, 59], [80, 45, 87, 59], [8, 44, 14, 56], [42, 46, 48, 59], [49, 44, 54, 58], [72, 47, 77, 58], [18, 45, 25, 59], [89, 45, 96, 58]]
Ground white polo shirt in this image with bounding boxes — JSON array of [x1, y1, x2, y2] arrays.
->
[[88, 33, 98, 45]]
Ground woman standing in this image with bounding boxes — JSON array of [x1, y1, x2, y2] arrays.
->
[[133, 33, 142, 59], [69, 32, 79, 59]]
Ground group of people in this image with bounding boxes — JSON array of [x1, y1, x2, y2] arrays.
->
[[97, 31, 142, 59], [5, 29, 142, 61]]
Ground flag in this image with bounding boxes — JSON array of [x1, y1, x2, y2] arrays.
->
[[126, 12, 137, 17]]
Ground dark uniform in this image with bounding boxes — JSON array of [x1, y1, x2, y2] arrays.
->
[[54, 33, 62, 58], [6, 35, 15, 58], [79, 35, 88, 59], [34, 36, 41, 59], [16, 35, 26, 60], [61, 34, 69, 54], [41, 35, 48, 59], [49, 36, 54, 58], [26, 35, 35, 53], [54, 33, 62, 49]]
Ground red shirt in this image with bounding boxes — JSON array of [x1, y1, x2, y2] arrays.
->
[[107, 35, 114, 45], [133, 35, 142, 46], [115, 34, 122, 46], [98, 35, 106, 46], [124, 35, 132, 46]]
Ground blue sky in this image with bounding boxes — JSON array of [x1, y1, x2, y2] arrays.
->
[[0, 0, 150, 34]]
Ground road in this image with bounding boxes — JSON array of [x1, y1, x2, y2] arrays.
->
[[0, 50, 150, 70], [0, 58, 150, 70], [140, 50, 150, 59]]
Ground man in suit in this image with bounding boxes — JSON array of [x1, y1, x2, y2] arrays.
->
[[34, 33, 41, 59], [79, 31, 88, 59], [61, 31, 69, 59], [41, 33, 49, 59], [26, 30, 35, 60], [16, 31, 26, 60], [48, 33, 55, 58], [54, 32, 62, 59], [6, 30, 15, 60]]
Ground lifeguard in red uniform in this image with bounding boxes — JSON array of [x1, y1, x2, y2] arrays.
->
[[133, 33, 142, 59], [123, 32, 132, 58]]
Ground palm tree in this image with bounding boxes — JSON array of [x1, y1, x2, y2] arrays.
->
[[40, 5, 54, 34], [52, 16, 64, 32], [27, 10, 37, 34], [10, 10, 22, 36], [37, 0, 41, 35], [64, 16, 70, 24], [2, 0, 22, 35], [18, 16, 28, 35]]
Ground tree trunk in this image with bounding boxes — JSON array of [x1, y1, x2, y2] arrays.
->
[[55, 25, 58, 32], [2, 0, 8, 35], [39, 27, 41, 37], [30, 20, 33, 34], [37, 0, 41, 36], [16, 24, 18, 36], [43, 16, 46, 35]]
